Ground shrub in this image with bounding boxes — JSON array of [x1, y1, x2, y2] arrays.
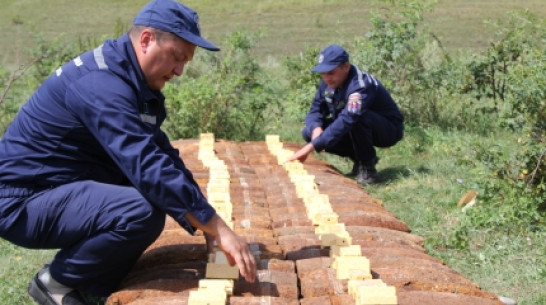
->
[[282, 47, 322, 122], [162, 31, 279, 141]]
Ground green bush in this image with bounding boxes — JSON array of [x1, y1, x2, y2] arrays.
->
[[282, 47, 321, 122], [162, 31, 279, 141]]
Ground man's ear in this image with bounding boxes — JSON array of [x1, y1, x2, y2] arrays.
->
[[139, 29, 155, 54]]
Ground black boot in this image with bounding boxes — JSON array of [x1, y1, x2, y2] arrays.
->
[[28, 265, 106, 305], [356, 157, 379, 185]]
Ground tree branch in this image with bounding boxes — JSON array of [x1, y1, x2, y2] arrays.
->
[[528, 148, 546, 187], [0, 56, 41, 106]]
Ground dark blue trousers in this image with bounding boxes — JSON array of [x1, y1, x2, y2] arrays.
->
[[303, 111, 403, 163], [0, 180, 165, 296]]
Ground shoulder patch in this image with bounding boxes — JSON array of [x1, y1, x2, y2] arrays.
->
[[347, 92, 362, 114]]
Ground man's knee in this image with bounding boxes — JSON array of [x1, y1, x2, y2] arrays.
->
[[125, 199, 165, 242], [301, 126, 313, 143]]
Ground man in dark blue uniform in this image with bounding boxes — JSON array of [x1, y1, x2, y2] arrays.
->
[[0, 1, 256, 304], [288, 45, 404, 185]]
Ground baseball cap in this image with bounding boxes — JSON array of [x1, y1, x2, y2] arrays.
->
[[311, 44, 349, 73], [133, 0, 220, 51]]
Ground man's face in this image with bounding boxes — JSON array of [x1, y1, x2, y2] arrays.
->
[[321, 62, 350, 89], [138, 30, 196, 90]]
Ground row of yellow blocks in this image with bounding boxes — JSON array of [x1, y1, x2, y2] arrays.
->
[[266, 135, 398, 305], [198, 133, 233, 228], [190, 134, 239, 305]]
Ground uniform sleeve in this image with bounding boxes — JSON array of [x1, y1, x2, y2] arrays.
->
[[65, 71, 215, 234], [155, 128, 186, 169], [304, 86, 328, 133], [312, 84, 378, 152]]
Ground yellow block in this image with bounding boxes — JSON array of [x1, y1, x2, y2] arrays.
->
[[319, 232, 352, 247], [290, 174, 315, 183], [208, 180, 230, 187], [207, 186, 230, 194], [208, 181, 230, 188], [284, 162, 304, 172], [213, 204, 233, 213], [267, 144, 283, 155], [198, 143, 214, 150], [295, 183, 318, 198], [330, 245, 361, 257], [355, 285, 398, 305], [305, 194, 330, 207], [210, 250, 228, 264], [188, 289, 226, 305], [209, 168, 229, 175], [208, 193, 230, 205], [265, 135, 280, 145], [315, 223, 345, 234], [307, 205, 334, 215], [348, 268, 373, 280], [348, 279, 387, 298], [209, 173, 230, 180], [200, 132, 215, 139], [332, 256, 371, 280], [276, 151, 292, 164], [199, 142, 214, 150], [198, 279, 234, 295], [287, 168, 308, 176], [197, 151, 215, 161], [311, 211, 339, 225], [206, 263, 239, 279]]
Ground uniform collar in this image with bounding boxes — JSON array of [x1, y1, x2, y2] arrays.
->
[[113, 34, 165, 103]]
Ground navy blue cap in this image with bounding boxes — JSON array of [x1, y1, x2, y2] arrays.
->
[[311, 44, 349, 73], [133, 0, 219, 51]]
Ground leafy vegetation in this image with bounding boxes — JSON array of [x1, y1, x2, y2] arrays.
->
[[0, 0, 544, 304], [162, 31, 279, 140]]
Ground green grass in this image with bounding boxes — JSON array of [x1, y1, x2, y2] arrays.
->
[[2, 0, 546, 67], [0, 241, 55, 304]]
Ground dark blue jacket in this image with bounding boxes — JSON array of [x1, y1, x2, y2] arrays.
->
[[0, 34, 215, 233], [306, 65, 403, 151]]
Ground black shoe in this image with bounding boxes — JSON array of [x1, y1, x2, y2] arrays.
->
[[356, 157, 380, 185], [28, 267, 105, 305]]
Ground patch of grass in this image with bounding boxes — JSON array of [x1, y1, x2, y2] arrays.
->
[[0, 241, 55, 305], [438, 230, 546, 305], [426, 0, 546, 50], [1, 0, 545, 67]]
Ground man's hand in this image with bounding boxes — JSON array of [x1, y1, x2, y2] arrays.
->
[[186, 213, 257, 282], [287, 143, 315, 163], [213, 224, 256, 282]]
